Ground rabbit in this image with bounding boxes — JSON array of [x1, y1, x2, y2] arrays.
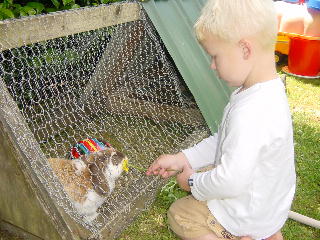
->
[[48, 148, 128, 222]]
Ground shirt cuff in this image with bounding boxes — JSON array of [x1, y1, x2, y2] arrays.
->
[[189, 172, 208, 201]]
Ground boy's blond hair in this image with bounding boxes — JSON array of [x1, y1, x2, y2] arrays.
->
[[195, 0, 278, 50]]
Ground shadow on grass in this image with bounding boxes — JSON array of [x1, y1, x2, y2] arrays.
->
[[287, 74, 320, 87], [277, 63, 320, 87]]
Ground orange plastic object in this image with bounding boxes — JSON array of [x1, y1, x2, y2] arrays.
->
[[276, 32, 290, 55], [287, 34, 320, 77]]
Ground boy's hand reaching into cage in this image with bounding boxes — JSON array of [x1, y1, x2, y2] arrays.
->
[[146, 152, 191, 179]]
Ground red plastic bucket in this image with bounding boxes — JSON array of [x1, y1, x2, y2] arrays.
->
[[288, 34, 320, 77]]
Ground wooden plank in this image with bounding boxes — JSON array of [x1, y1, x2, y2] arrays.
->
[[106, 94, 205, 126], [0, 2, 141, 51], [81, 19, 145, 102], [27, 94, 204, 144]]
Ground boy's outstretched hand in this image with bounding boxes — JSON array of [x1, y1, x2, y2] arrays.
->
[[147, 152, 195, 192], [146, 152, 192, 179]]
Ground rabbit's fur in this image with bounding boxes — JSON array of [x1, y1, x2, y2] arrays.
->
[[48, 148, 127, 222]]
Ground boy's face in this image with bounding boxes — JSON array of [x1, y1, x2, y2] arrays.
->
[[200, 34, 252, 88]]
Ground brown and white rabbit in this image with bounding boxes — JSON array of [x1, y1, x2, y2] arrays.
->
[[48, 148, 128, 222]]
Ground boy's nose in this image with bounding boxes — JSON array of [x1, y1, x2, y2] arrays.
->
[[210, 60, 216, 70]]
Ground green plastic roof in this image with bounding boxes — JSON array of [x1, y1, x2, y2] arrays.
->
[[142, 0, 231, 134]]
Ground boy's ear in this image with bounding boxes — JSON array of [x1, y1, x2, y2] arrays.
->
[[238, 39, 251, 60]]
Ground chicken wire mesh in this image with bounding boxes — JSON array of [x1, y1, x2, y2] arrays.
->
[[0, 2, 210, 237]]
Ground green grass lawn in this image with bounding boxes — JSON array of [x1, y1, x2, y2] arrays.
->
[[281, 75, 320, 240], [117, 74, 320, 240], [1, 74, 319, 240]]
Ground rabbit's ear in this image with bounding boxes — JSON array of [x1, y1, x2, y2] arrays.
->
[[88, 159, 105, 175], [88, 163, 109, 195], [88, 162, 97, 177]]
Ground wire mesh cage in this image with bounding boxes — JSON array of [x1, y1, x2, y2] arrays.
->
[[0, 1, 210, 239]]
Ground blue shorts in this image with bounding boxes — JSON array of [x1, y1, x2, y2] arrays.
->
[[307, 0, 320, 11]]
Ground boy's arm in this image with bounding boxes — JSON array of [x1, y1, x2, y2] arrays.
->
[[189, 116, 266, 200], [182, 133, 219, 171], [147, 133, 218, 179]]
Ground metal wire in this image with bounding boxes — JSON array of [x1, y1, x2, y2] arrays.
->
[[0, 4, 209, 235]]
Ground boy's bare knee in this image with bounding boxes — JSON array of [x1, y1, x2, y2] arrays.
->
[[266, 231, 283, 240]]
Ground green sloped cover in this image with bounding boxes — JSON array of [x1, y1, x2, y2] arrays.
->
[[143, 0, 231, 134]]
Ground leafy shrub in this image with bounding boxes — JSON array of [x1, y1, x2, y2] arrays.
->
[[158, 179, 189, 208], [0, 0, 127, 20]]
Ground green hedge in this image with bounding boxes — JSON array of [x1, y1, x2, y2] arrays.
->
[[0, 0, 133, 20]]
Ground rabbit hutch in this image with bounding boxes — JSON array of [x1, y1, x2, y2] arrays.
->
[[0, 0, 229, 239]]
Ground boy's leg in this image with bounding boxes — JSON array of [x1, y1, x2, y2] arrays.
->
[[168, 195, 239, 240], [182, 233, 230, 240], [168, 195, 283, 240]]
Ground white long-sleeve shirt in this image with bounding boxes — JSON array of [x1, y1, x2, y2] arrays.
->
[[182, 78, 296, 240]]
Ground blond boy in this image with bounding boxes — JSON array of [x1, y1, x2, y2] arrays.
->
[[147, 0, 296, 239]]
